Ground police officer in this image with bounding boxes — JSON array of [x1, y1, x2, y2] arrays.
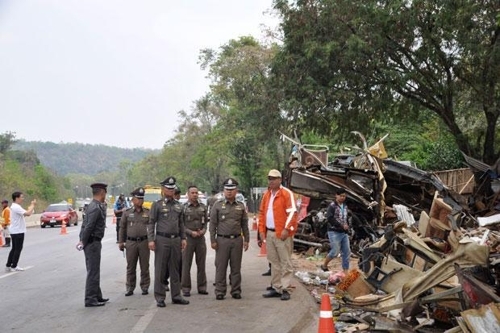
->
[[118, 187, 151, 296], [148, 177, 189, 307], [181, 185, 209, 297], [114, 193, 127, 243], [210, 178, 249, 300], [77, 182, 109, 307]]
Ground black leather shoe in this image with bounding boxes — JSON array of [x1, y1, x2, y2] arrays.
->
[[261, 269, 271, 276], [216, 294, 224, 300], [232, 294, 241, 299], [157, 300, 166, 308], [85, 302, 105, 307], [142, 290, 148, 295], [198, 290, 209, 295], [172, 298, 189, 305], [165, 286, 170, 291], [262, 290, 281, 298], [281, 291, 291, 301], [266, 286, 273, 291], [183, 291, 191, 297], [125, 291, 133, 296], [97, 298, 109, 302]]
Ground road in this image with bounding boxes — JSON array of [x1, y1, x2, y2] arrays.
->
[[0, 214, 318, 333]]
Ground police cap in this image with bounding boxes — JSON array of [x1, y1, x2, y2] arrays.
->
[[160, 176, 177, 189], [90, 182, 108, 190], [223, 178, 238, 190], [130, 187, 145, 199]]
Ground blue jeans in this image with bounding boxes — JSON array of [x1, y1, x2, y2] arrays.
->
[[326, 231, 350, 270]]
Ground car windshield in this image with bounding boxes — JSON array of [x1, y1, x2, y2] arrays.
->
[[144, 193, 162, 202], [46, 205, 70, 212]]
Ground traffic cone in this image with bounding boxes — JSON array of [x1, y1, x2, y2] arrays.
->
[[60, 220, 68, 235], [258, 240, 267, 257], [318, 293, 335, 333], [252, 215, 258, 231], [112, 216, 116, 224]]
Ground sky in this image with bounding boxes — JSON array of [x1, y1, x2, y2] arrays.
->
[[0, 0, 279, 149]]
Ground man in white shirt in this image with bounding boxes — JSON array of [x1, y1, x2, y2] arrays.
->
[[5, 191, 36, 272]]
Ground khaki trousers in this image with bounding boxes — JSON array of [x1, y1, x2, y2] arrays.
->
[[214, 237, 243, 296], [125, 239, 150, 292], [266, 231, 293, 293]]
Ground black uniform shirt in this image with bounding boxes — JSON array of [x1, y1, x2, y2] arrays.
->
[[79, 199, 106, 246]]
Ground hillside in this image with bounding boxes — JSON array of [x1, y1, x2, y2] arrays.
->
[[13, 140, 159, 175]]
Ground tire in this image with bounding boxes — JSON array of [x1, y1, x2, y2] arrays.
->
[[50, 224, 54, 228], [41, 224, 46, 229]]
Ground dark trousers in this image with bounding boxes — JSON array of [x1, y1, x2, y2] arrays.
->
[[115, 218, 121, 242], [6, 233, 24, 268], [125, 239, 150, 292], [214, 237, 243, 296], [181, 235, 207, 293], [84, 240, 103, 305], [154, 237, 182, 302]]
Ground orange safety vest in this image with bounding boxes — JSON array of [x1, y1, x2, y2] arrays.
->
[[258, 186, 298, 238]]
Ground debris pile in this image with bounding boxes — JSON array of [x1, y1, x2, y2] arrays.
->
[[282, 133, 500, 331]]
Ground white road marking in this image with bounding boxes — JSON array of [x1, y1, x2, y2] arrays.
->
[[129, 303, 157, 333], [0, 265, 34, 279]]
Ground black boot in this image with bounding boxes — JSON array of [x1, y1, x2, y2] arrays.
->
[[3, 237, 10, 247]]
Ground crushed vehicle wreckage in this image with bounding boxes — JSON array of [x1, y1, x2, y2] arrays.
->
[[281, 133, 500, 331]]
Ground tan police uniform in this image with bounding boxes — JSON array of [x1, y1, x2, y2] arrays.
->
[[181, 200, 208, 295], [119, 187, 150, 296], [148, 177, 188, 305], [209, 178, 249, 299]]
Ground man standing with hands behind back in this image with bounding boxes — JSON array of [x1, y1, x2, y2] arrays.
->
[[77, 182, 109, 307], [5, 192, 35, 272], [259, 170, 298, 301], [210, 178, 249, 300]]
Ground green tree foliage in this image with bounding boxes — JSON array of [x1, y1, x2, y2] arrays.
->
[[272, 0, 500, 163]]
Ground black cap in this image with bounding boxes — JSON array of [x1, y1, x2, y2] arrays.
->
[[160, 177, 176, 189], [130, 187, 145, 199], [174, 185, 181, 195], [90, 182, 108, 190], [1, 199, 7, 204], [223, 178, 238, 190]]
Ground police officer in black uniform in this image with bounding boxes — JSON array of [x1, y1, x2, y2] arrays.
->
[[210, 178, 249, 300], [77, 182, 109, 307], [119, 187, 151, 296], [148, 177, 189, 308]]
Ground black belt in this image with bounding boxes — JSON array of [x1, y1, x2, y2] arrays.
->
[[127, 236, 148, 242], [156, 232, 179, 238], [217, 234, 241, 239], [266, 228, 276, 232]]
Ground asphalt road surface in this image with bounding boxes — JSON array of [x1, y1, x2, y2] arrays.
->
[[0, 216, 318, 333]]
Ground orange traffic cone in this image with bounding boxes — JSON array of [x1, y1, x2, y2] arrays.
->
[[318, 293, 335, 333], [60, 220, 68, 235], [252, 215, 258, 231], [258, 240, 267, 257], [112, 216, 116, 225]]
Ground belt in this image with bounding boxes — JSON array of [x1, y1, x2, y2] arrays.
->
[[266, 228, 276, 232], [156, 232, 179, 238], [127, 236, 148, 242], [217, 234, 241, 239]]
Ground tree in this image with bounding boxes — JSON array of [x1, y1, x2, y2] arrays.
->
[[0, 131, 17, 157], [273, 0, 500, 163]]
